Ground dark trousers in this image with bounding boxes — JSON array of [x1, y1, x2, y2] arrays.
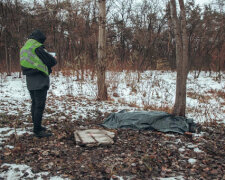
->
[[29, 88, 48, 133]]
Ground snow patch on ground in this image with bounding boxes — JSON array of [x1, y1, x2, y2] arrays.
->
[[178, 147, 185, 152], [188, 158, 197, 164], [159, 176, 185, 180], [0, 164, 67, 180]]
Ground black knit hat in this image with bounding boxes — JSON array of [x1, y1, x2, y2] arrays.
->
[[29, 29, 46, 44]]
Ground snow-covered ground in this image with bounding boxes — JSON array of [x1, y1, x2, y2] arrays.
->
[[1, 70, 224, 122], [0, 70, 224, 179]]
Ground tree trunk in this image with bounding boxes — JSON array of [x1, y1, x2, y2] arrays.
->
[[170, 0, 189, 116], [97, 0, 107, 100], [9, 47, 12, 75], [4, 34, 11, 76]]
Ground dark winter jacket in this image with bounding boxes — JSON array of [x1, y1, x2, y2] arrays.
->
[[21, 30, 57, 90]]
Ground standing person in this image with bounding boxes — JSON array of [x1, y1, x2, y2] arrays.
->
[[20, 29, 57, 138]]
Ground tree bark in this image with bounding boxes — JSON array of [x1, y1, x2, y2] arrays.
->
[[170, 0, 189, 116], [4, 33, 11, 76], [97, 0, 108, 100]]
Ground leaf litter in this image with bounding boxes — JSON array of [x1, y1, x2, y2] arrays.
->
[[0, 71, 224, 179]]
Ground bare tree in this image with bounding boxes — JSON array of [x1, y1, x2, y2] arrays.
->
[[0, 0, 224, 74], [97, 0, 108, 100], [170, 0, 189, 116]]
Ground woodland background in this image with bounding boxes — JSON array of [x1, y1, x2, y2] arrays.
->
[[0, 0, 225, 77]]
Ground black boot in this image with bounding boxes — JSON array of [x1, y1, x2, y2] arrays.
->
[[34, 130, 52, 138], [40, 126, 47, 131]]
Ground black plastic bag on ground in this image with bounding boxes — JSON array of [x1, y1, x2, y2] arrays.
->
[[102, 110, 196, 134]]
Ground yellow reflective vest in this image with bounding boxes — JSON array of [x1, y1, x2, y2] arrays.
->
[[20, 39, 49, 76]]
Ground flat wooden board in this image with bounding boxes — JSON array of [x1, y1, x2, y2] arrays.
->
[[74, 129, 115, 147]]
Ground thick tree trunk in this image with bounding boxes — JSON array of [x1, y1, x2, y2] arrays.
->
[[97, 0, 107, 100], [170, 0, 189, 116]]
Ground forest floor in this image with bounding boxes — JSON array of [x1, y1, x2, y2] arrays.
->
[[0, 70, 224, 179]]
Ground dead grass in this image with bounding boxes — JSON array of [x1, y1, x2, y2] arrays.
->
[[143, 105, 173, 114], [217, 90, 225, 99], [186, 107, 203, 114], [207, 89, 225, 100], [187, 92, 211, 103], [112, 93, 119, 97], [127, 102, 139, 108], [116, 99, 140, 108], [130, 86, 137, 94]]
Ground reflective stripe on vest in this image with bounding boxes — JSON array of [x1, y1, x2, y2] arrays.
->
[[20, 39, 49, 75], [20, 50, 48, 73]]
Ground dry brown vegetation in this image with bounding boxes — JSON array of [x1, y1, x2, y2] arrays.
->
[[0, 0, 224, 75]]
